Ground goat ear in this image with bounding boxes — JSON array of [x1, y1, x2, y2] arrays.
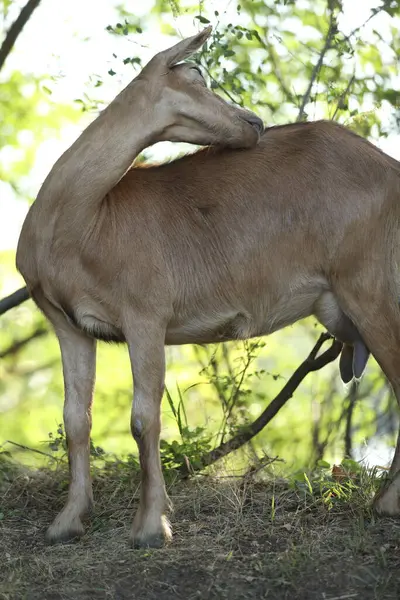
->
[[145, 27, 212, 72]]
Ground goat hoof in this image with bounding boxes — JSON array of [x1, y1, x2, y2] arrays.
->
[[130, 514, 172, 549], [131, 532, 166, 549], [45, 517, 85, 545]]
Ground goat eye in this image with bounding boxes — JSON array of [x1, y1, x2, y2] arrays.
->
[[191, 65, 203, 77]]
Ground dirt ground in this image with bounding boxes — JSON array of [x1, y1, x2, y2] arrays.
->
[[1, 462, 400, 600]]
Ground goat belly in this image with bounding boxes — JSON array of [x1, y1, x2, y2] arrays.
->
[[165, 310, 255, 345]]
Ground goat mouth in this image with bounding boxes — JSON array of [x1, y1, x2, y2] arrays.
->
[[243, 116, 264, 136]]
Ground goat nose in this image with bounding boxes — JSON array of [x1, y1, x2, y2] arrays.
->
[[245, 114, 264, 136]]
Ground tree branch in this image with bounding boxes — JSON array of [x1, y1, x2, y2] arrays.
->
[[1, 440, 60, 462], [259, 34, 295, 104], [0, 326, 47, 359], [340, 0, 393, 47], [0, 0, 42, 72], [0, 287, 30, 315], [331, 74, 355, 121], [183, 333, 343, 474], [219, 340, 260, 444], [344, 381, 358, 458], [297, 7, 336, 122]]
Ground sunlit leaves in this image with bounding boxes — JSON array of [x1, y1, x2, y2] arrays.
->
[[0, 72, 79, 193]]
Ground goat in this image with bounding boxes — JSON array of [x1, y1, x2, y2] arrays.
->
[[15, 25, 400, 548]]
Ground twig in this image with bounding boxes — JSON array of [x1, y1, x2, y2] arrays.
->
[[311, 370, 337, 464], [200, 62, 243, 106], [242, 454, 282, 481], [297, 6, 336, 122], [222, 342, 235, 381], [344, 382, 358, 459], [331, 74, 355, 121], [0, 287, 30, 315], [0, 0, 42, 72], [341, 1, 392, 46], [183, 333, 343, 473], [1, 440, 60, 462], [0, 326, 47, 359], [298, 0, 390, 122], [323, 593, 358, 600], [258, 34, 295, 104], [193, 345, 230, 414], [220, 340, 261, 443]]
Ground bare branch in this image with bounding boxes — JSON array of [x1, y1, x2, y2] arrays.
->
[[182, 333, 343, 474], [220, 340, 261, 443], [0, 0, 42, 72], [341, 1, 393, 46], [297, 8, 336, 122], [202, 63, 243, 106], [331, 74, 355, 121], [0, 287, 30, 315], [259, 35, 295, 104], [193, 345, 230, 414], [344, 382, 358, 458], [311, 370, 337, 464], [0, 326, 47, 359], [1, 440, 60, 462]]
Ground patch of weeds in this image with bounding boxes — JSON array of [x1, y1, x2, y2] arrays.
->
[[47, 423, 67, 453], [288, 458, 382, 515], [161, 385, 213, 473], [160, 428, 212, 473]]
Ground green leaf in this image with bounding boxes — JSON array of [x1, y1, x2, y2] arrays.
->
[[195, 15, 210, 24], [317, 460, 331, 469]]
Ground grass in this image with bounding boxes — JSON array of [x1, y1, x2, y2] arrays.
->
[[1, 456, 400, 600]]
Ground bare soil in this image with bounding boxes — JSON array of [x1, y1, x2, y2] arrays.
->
[[1, 462, 400, 600]]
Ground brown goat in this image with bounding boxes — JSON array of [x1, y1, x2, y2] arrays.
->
[[16, 26, 400, 548]]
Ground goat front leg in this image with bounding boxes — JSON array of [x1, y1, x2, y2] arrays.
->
[[126, 319, 171, 548], [45, 319, 96, 543]]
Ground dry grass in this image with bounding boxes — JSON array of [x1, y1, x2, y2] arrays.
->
[[1, 458, 400, 600]]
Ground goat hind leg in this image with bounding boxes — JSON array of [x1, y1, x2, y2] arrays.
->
[[374, 429, 400, 516], [333, 282, 400, 515], [45, 314, 96, 543]]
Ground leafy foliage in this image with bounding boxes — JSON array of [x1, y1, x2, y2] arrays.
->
[[0, 72, 80, 194]]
